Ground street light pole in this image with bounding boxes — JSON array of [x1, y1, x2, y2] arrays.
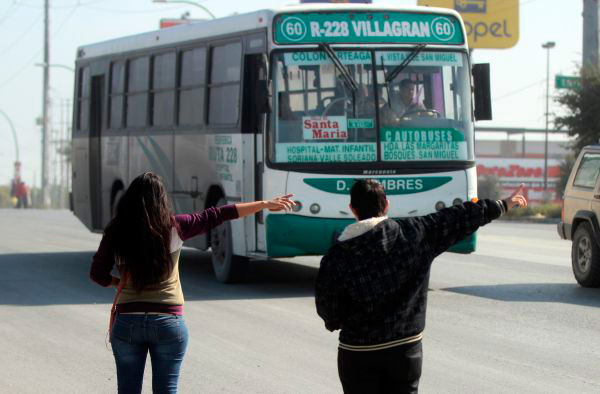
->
[[34, 63, 74, 209], [542, 41, 556, 201], [0, 109, 19, 163], [152, 0, 216, 19], [41, 0, 51, 208], [35, 62, 74, 73]]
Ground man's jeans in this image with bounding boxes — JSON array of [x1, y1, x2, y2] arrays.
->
[[111, 313, 189, 394]]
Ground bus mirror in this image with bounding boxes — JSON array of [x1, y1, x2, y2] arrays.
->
[[472, 63, 492, 121], [256, 80, 271, 114]]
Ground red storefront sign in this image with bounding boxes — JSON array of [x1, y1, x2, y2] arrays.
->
[[476, 158, 561, 202]]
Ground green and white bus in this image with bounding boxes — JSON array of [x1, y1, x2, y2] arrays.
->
[[72, 4, 491, 282]]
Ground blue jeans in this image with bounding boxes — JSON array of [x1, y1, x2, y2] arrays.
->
[[111, 314, 189, 394]]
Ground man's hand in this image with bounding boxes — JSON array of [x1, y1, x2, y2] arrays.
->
[[265, 194, 296, 212], [504, 183, 528, 209]]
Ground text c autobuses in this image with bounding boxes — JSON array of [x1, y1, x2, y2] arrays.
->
[[71, 4, 492, 282]]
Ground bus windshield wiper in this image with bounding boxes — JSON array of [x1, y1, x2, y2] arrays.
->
[[319, 43, 358, 92], [385, 44, 427, 83], [380, 55, 392, 108]]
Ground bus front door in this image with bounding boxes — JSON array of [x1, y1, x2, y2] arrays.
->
[[241, 48, 269, 254]]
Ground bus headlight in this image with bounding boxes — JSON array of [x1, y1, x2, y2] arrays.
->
[[310, 203, 321, 214], [292, 201, 302, 212], [435, 201, 446, 211], [452, 198, 463, 206]]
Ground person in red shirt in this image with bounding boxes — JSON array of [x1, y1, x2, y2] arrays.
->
[[11, 176, 28, 208]]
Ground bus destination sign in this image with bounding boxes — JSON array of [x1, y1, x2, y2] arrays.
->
[[381, 128, 467, 161], [273, 12, 464, 45], [303, 176, 452, 195]]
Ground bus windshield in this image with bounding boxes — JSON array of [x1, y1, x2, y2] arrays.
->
[[270, 49, 474, 165]]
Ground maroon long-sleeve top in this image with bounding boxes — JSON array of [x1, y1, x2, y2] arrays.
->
[[90, 205, 239, 314]]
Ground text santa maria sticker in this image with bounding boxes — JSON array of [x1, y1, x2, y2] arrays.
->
[[380, 128, 468, 161], [273, 11, 464, 45], [303, 116, 348, 140]]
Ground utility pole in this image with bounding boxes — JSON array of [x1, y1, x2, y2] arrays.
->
[[41, 0, 51, 208], [542, 41, 556, 201], [59, 98, 67, 208], [583, 0, 600, 68]]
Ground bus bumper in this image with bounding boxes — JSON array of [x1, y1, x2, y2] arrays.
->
[[447, 232, 477, 254], [266, 214, 354, 257], [266, 214, 477, 257]]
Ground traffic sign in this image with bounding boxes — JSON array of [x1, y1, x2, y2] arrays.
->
[[555, 75, 581, 90]]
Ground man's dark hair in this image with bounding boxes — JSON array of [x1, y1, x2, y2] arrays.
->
[[399, 78, 416, 90], [350, 179, 387, 220]]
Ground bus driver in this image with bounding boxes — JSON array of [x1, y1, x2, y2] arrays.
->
[[391, 78, 425, 118]]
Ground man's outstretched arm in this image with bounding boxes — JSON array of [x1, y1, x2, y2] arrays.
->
[[405, 184, 527, 258]]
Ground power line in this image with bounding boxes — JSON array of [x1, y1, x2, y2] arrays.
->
[[0, 3, 79, 89], [84, 4, 187, 14], [494, 59, 581, 103], [12, 0, 107, 10], [0, 12, 44, 55], [493, 78, 545, 102], [52, 2, 78, 35], [0, 48, 43, 89], [13, 0, 182, 13], [0, 2, 18, 25]]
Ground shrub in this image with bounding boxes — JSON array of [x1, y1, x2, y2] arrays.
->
[[504, 204, 562, 219]]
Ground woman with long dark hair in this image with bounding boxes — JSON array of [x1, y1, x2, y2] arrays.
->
[[90, 172, 294, 393]]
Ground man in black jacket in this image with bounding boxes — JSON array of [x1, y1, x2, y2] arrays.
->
[[315, 179, 527, 394]]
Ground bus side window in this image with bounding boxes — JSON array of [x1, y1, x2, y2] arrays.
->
[[179, 47, 206, 127], [76, 66, 90, 132], [208, 41, 242, 126], [126, 56, 150, 128], [151, 52, 176, 127], [109, 61, 125, 129]]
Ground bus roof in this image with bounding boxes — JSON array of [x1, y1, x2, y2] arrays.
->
[[76, 4, 462, 60]]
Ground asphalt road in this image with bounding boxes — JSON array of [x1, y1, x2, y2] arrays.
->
[[0, 209, 599, 393]]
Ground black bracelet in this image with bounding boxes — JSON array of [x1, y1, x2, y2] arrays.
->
[[502, 199, 509, 212]]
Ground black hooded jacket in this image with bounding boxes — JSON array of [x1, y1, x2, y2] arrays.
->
[[315, 199, 505, 347]]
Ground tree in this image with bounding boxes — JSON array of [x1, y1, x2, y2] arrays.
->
[[555, 66, 600, 157], [556, 153, 576, 199]]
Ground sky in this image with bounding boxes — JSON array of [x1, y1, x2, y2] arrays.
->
[[0, 0, 583, 187]]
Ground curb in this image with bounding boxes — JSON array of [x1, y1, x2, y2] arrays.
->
[[498, 217, 561, 224]]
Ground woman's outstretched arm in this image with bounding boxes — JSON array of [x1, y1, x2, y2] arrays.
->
[[176, 195, 296, 241], [235, 194, 295, 218]]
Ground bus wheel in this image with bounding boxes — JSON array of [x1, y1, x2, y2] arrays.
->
[[210, 198, 248, 283]]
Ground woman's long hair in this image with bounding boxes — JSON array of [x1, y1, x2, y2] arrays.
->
[[104, 172, 176, 291]]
